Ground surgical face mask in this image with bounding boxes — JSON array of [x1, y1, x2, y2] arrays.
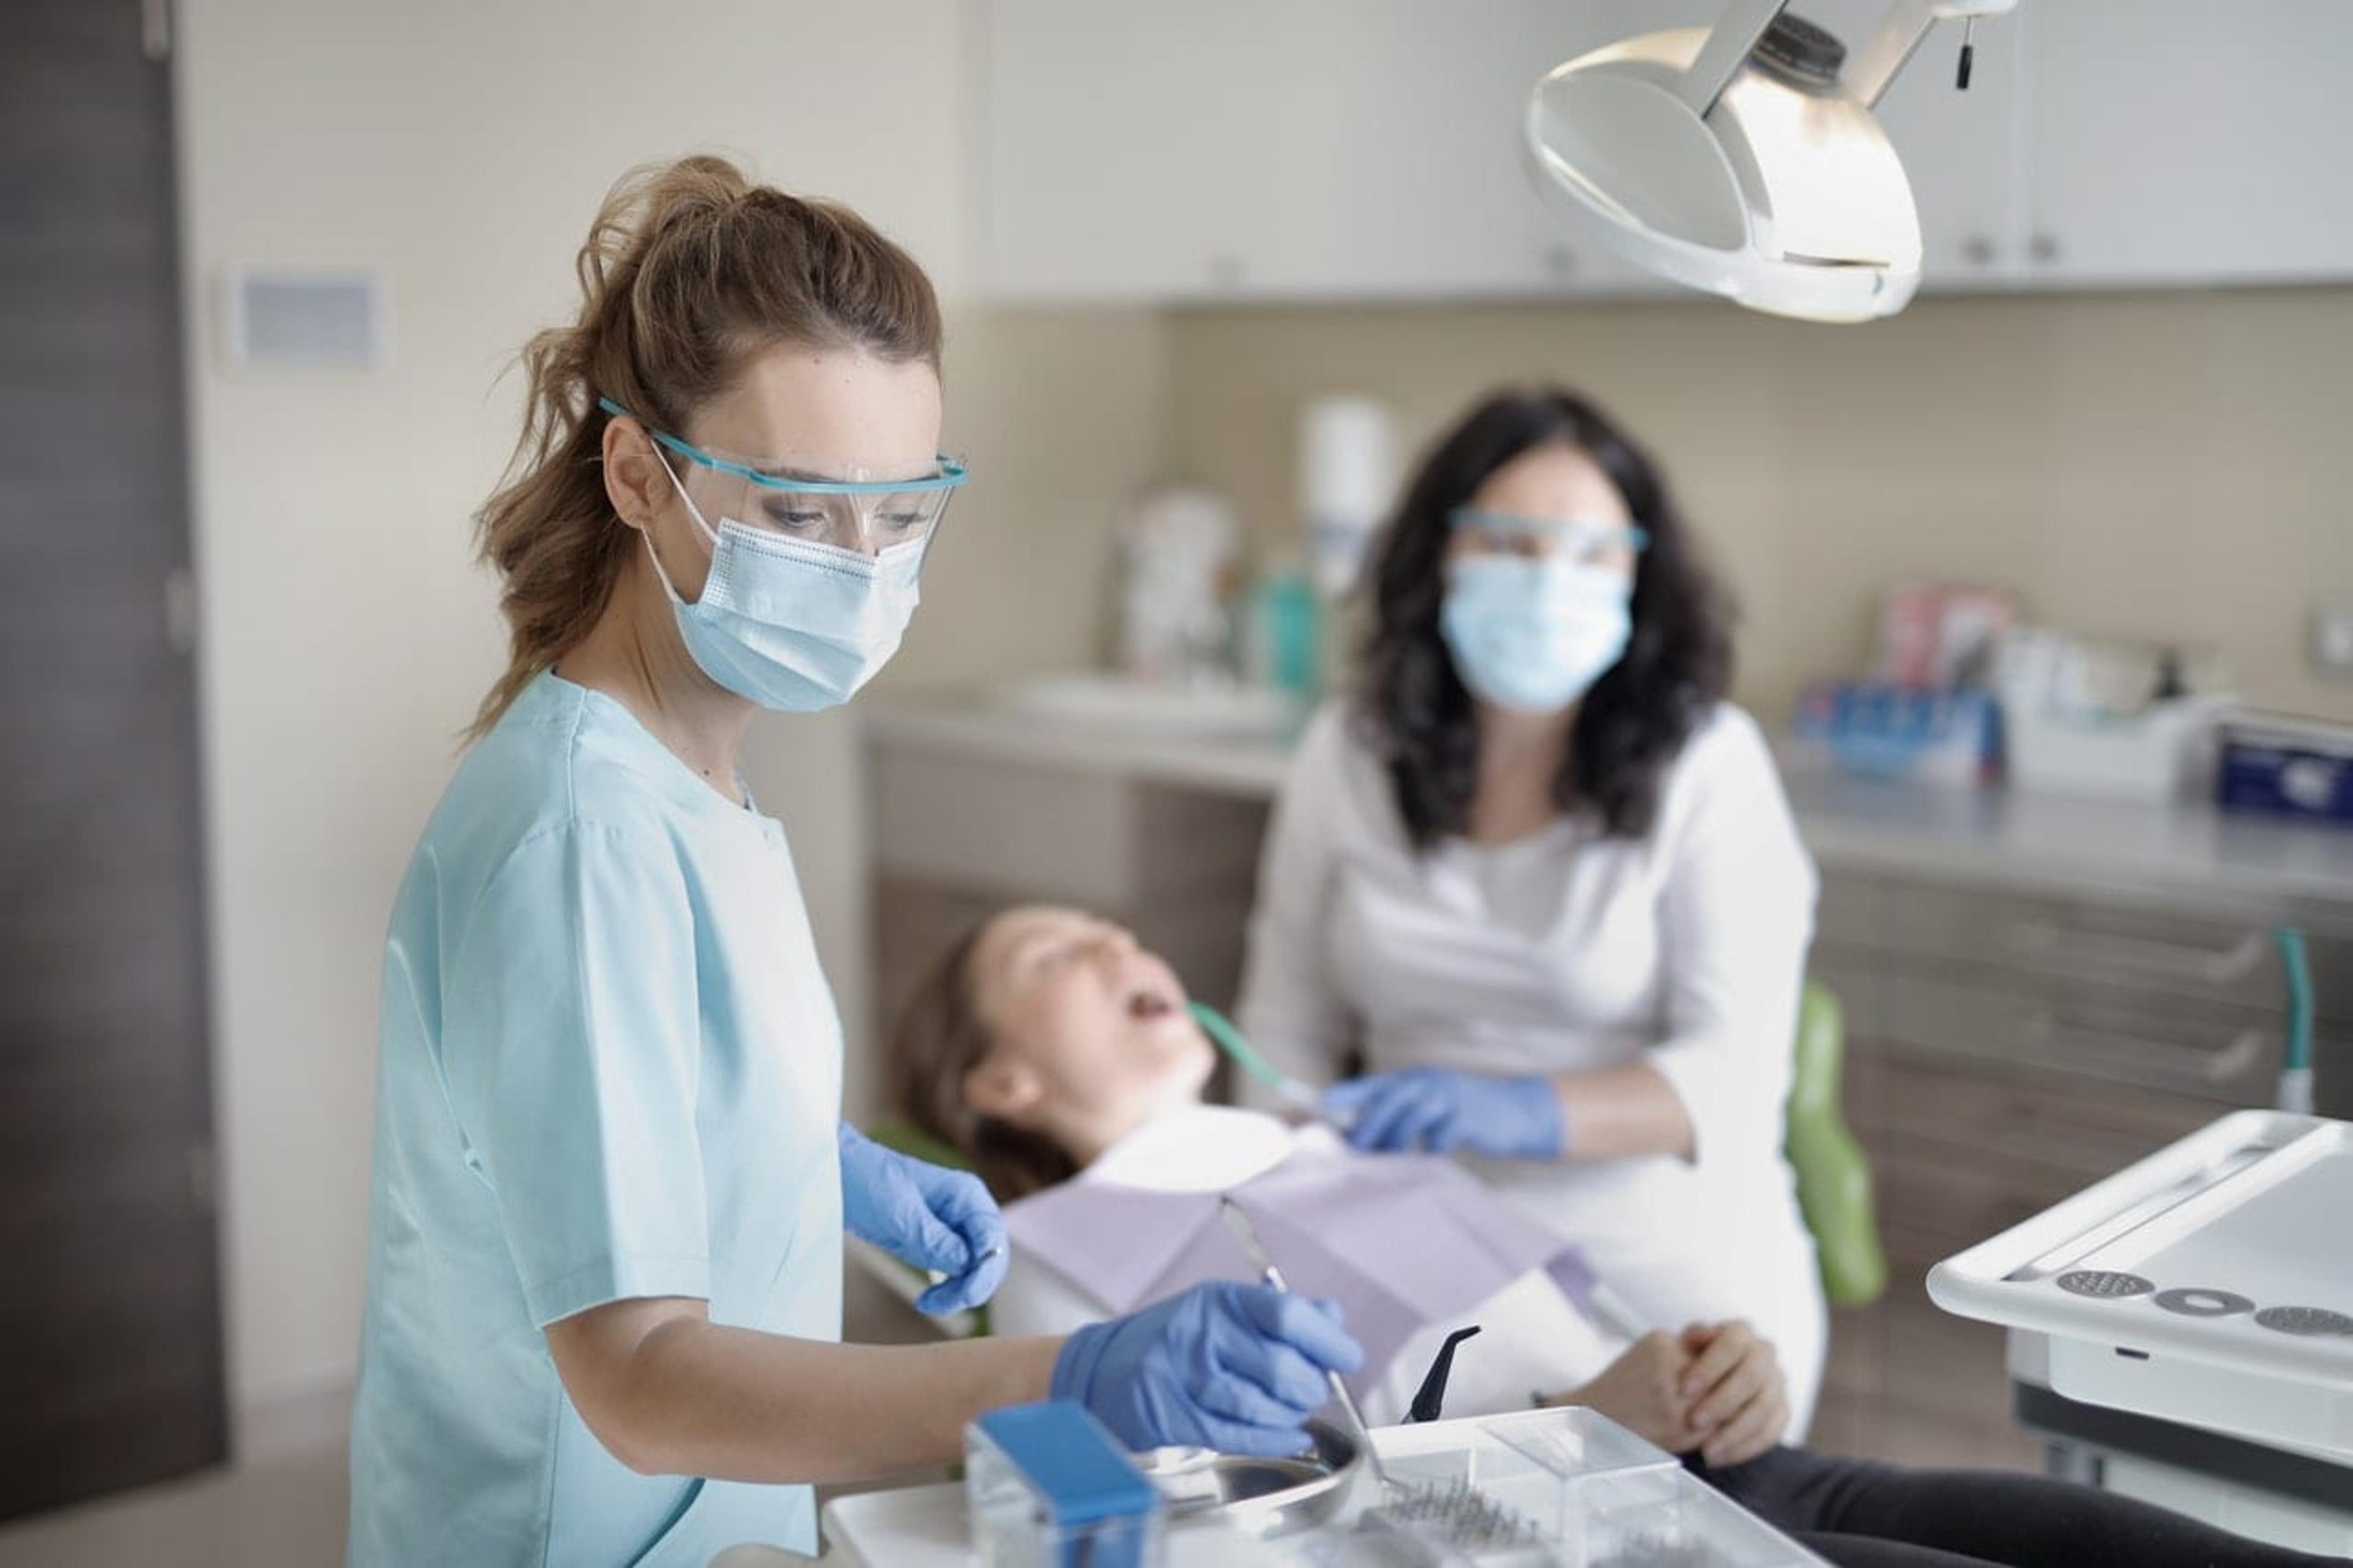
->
[[1439, 555, 1633, 713], [647, 455, 926, 713]]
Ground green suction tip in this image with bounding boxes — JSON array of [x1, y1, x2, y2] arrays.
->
[[1188, 1001, 1286, 1090]]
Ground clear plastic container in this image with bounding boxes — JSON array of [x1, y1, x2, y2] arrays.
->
[[1468, 1407, 1683, 1547], [964, 1401, 1167, 1568], [1349, 1407, 1827, 1567], [1560, 1467, 1825, 1567]]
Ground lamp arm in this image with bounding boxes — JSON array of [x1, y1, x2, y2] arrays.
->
[[1850, 0, 2021, 108], [1676, 0, 1790, 117]]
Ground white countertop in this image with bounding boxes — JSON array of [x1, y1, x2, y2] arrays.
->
[[864, 699, 2353, 917], [867, 699, 1298, 798]]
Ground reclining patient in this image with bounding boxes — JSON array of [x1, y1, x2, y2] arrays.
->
[[889, 905, 2343, 1568]]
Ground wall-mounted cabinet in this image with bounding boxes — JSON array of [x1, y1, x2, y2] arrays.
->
[[972, 0, 2353, 303], [973, 0, 1674, 302], [2020, 0, 2353, 287]]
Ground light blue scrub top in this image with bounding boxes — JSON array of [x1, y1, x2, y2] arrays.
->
[[349, 672, 844, 1567]]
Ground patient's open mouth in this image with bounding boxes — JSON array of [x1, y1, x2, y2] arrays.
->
[[1127, 990, 1175, 1021]]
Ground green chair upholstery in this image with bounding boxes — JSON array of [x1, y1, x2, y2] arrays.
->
[[865, 1116, 975, 1176], [1784, 981, 1889, 1309]]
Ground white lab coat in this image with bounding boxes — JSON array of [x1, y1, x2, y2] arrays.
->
[[1235, 701, 1826, 1436]]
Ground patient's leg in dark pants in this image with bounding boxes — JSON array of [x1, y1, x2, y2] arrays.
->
[[1692, 1446, 2346, 1568]]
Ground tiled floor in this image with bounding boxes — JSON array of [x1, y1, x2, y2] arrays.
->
[[0, 1444, 347, 1568]]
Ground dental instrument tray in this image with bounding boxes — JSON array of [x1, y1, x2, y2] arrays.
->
[[1139, 1419, 1361, 1540], [832, 1406, 1828, 1566], [1928, 1111, 2353, 1460]]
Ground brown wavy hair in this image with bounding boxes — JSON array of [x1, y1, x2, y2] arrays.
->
[[466, 154, 944, 740], [887, 920, 1078, 1203]]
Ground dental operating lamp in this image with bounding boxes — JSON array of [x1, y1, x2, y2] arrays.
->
[[1525, 1, 2020, 322]]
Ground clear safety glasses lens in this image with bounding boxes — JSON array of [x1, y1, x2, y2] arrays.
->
[[601, 397, 968, 556], [1447, 507, 1650, 566]]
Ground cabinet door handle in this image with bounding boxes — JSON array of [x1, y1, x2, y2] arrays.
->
[[1961, 235, 1996, 267], [2006, 921, 2269, 988], [2020, 1014, 2268, 1091], [142, 0, 172, 61], [2029, 232, 2061, 265], [165, 566, 199, 654]]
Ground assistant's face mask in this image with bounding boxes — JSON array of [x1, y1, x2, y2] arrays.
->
[[1439, 555, 1634, 713], [647, 453, 926, 713]]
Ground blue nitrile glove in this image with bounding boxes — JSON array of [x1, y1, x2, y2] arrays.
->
[[837, 1123, 1010, 1314], [1051, 1281, 1363, 1457], [1321, 1069, 1565, 1159]]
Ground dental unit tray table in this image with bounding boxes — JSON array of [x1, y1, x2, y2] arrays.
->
[[799, 1409, 1825, 1566], [1928, 1111, 2353, 1462]]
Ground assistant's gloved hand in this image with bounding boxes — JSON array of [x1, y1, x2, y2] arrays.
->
[[1051, 1281, 1363, 1456], [1321, 1069, 1565, 1159], [837, 1123, 1009, 1314]]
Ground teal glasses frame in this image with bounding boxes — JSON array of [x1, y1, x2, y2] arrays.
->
[[597, 397, 969, 494]]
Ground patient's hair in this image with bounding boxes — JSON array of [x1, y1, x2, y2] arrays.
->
[[887, 922, 1078, 1203]]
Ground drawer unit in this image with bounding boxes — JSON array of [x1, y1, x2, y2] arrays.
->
[[1818, 1216, 2042, 1472], [1814, 868, 1889, 952], [1890, 882, 2290, 1010], [1827, 871, 2353, 1031], [1805, 865, 2344, 1470], [1846, 1048, 2227, 1184], [1878, 972, 2284, 1107]]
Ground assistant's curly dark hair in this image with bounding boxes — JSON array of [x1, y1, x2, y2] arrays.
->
[[1357, 387, 1732, 846]]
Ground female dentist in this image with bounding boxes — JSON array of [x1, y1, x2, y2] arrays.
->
[[346, 156, 1357, 1568], [1237, 387, 1826, 1436]]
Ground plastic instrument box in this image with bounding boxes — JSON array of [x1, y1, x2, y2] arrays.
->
[[966, 1401, 1167, 1568]]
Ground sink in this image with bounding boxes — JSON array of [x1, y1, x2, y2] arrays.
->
[[995, 673, 1299, 739]]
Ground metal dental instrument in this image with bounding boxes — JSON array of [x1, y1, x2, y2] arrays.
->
[[1218, 1197, 1393, 1494]]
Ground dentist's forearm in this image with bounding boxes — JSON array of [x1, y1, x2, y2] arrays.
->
[[624, 1319, 1063, 1483], [1548, 1061, 1696, 1162], [549, 1297, 1061, 1484]]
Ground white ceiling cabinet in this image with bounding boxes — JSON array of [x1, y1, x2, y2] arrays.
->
[[2020, 0, 2353, 286], [972, 0, 1267, 300], [1223, 1, 1675, 299], [973, 0, 1679, 303], [974, 1, 2353, 304]]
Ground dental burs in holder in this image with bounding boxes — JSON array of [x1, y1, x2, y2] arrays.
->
[[1523, 0, 2020, 322]]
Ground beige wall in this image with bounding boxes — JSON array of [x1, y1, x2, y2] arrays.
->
[[1164, 290, 2353, 727], [175, 0, 1161, 1420], [892, 306, 1173, 689]]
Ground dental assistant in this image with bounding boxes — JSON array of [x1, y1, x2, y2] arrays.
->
[[346, 156, 1357, 1568], [1237, 387, 1827, 1435]]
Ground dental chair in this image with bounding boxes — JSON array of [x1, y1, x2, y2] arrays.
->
[[852, 980, 1886, 1335], [1789, 980, 1887, 1309]]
